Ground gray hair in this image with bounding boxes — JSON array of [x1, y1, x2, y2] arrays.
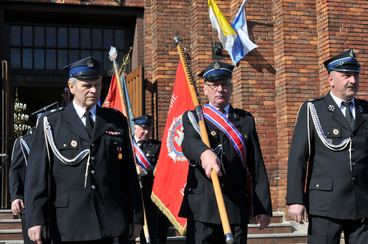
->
[[69, 77, 78, 84]]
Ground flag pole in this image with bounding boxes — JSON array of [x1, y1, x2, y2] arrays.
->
[[173, 36, 234, 244], [109, 47, 151, 244]]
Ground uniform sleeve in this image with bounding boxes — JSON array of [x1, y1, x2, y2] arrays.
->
[[9, 138, 26, 201], [120, 115, 144, 225], [182, 111, 210, 163], [25, 117, 49, 229], [286, 101, 310, 205], [247, 116, 272, 216]]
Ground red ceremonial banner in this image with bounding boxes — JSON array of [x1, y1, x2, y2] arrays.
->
[[102, 74, 124, 112], [151, 60, 194, 234]]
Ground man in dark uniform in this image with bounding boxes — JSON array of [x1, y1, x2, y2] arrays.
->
[[131, 115, 169, 244], [287, 49, 368, 243], [10, 103, 59, 244], [179, 61, 272, 244], [9, 127, 35, 244], [25, 56, 143, 244]]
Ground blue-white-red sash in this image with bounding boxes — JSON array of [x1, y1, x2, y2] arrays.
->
[[202, 103, 254, 215], [203, 104, 247, 165], [132, 140, 152, 172]]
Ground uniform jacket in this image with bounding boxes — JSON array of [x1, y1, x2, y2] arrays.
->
[[287, 92, 368, 219], [179, 105, 272, 225], [137, 139, 161, 202], [9, 129, 34, 201], [25, 104, 143, 242]]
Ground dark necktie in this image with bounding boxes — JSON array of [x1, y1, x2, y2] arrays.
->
[[85, 111, 94, 137], [342, 102, 355, 129]]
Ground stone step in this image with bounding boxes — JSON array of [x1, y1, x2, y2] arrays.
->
[[0, 220, 21, 230], [139, 233, 307, 244], [0, 210, 16, 220], [0, 241, 24, 244], [269, 211, 284, 224], [0, 210, 300, 243], [248, 223, 294, 234], [0, 230, 23, 241], [247, 233, 307, 244]]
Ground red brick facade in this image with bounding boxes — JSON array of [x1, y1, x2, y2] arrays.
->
[[16, 0, 368, 212]]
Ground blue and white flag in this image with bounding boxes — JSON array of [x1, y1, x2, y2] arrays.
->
[[230, 0, 257, 65]]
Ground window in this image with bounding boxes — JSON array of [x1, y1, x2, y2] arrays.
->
[[9, 24, 129, 72]]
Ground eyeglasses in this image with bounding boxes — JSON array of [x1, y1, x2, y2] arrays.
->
[[205, 81, 231, 90]]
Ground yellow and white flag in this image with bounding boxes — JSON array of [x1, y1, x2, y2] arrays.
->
[[208, 0, 237, 53]]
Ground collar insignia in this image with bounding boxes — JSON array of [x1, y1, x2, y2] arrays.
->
[[328, 105, 335, 112], [358, 105, 364, 113]]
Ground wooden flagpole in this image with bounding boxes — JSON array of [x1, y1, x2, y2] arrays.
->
[[174, 36, 234, 243]]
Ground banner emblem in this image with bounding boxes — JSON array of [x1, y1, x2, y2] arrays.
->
[[167, 115, 186, 162]]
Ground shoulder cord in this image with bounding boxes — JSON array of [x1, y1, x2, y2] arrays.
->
[[308, 102, 352, 149], [19, 138, 30, 166], [43, 116, 91, 187], [187, 110, 225, 170], [187, 111, 201, 167], [308, 102, 352, 170], [188, 111, 201, 136]]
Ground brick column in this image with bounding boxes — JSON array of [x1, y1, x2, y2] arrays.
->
[[147, 0, 192, 138], [272, 0, 320, 211]]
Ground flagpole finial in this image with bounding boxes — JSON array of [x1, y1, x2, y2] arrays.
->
[[173, 36, 182, 46], [109, 46, 118, 62]]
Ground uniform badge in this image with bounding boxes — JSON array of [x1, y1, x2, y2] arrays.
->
[[70, 140, 78, 148], [243, 134, 248, 139], [332, 128, 340, 136], [328, 105, 335, 112], [117, 145, 123, 160], [211, 131, 217, 137]]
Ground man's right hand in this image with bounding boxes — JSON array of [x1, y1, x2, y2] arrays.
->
[[135, 164, 147, 177], [11, 199, 24, 216], [288, 204, 308, 223], [28, 225, 43, 244], [200, 149, 222, 178]]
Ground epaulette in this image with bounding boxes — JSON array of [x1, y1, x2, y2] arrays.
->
[[233, 108, 251, 117], [307, 96, 323, 102], [149, 139, 161, 145], [44, 107, 64, 116], [103, 107, 124, 116]]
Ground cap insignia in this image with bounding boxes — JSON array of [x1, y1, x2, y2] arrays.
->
[[87, 59, 95, 67], [214, 62, 220, 70], [349, 49, 354, 57]]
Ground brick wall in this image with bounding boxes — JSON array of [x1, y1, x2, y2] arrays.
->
[[36, 0, 368, 213]]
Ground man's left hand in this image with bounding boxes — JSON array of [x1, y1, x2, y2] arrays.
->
[[255, 214, 271, 230]]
